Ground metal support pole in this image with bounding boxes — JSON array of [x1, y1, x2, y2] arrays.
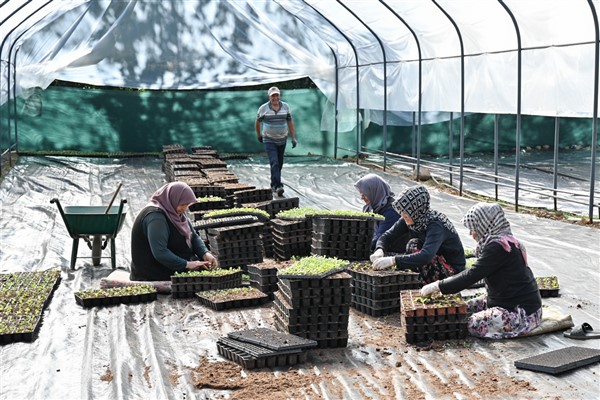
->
[[553, 117, 560, 211], [337, 1, 388, 170], [499, 0, 523, 212], [586, 0, 599, 222], [494, 114, 500, 200]]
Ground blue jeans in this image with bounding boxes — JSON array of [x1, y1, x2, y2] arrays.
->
[[264, 141, 286, 189]]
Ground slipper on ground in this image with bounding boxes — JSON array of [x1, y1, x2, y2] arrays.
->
[[563, 322, 600, 340]]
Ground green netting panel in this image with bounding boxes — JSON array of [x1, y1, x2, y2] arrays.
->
[[363, 113, 596, 156], [8, 86, 347, 157], [2, 86, 596, 157]]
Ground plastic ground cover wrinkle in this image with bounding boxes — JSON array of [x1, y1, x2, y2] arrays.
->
[[0, 155, 598, 399]]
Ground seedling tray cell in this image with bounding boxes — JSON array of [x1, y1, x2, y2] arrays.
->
[[514, 346, 600, 374], [227, 327, 318, 351]]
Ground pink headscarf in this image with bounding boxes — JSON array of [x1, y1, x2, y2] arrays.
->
[[146, 182, 197, 247]]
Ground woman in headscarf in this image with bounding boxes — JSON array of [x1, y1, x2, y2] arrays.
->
[[354, 174, 402, 252], [420, 202, 542, 339], [130, 182, 218, 281], [370, 185, 465, 283]]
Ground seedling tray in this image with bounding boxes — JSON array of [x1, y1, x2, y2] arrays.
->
[[196, 287, 269, 311], [74, 289, 157, 308], [227, 327, 318, 351], [514, 346, 600, 374], [192, 215, 258, 230], [277, 267, 347, 280], [216, 340, 308, 369], [536, 276, 560, 297]]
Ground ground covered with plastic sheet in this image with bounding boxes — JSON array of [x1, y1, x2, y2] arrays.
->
[[0, 155, 598, 400]]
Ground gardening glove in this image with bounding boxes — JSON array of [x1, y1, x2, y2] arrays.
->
[[257, 135, 263, 143], [292, 139, 298, 148], [370, 248, 385, 263], [420, 281, 441, 297], [373, 256, 396, 271]]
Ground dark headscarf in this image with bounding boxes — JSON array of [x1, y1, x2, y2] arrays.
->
[[146, 182, 197, 247], [392, 185, 456, 234], [461, 202, 527, 262], [354, 173, 395, 213]]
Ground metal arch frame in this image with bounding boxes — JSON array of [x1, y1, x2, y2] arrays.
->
[[379, 0, 423, 181], [431, 0, 466, 196], [336, 1, 389, 170], [7, 2, 54, 156], [498, 0, 523, 212], [586, 0, 599, 222], [302, 1, 361, 159], [0, 0, 35, 177]]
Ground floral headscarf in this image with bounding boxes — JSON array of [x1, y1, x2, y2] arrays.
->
[[147, 182, 197, 247], [392, 185, 456, 234], [461, 202, 527, 262], [354, 174, 395, 213]]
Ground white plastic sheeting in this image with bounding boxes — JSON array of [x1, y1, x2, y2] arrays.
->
[[1, 0, 599, 129]]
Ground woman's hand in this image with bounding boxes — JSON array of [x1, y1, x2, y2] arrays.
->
[[203, 252, 219, 268], [185, 260, 211, 271]]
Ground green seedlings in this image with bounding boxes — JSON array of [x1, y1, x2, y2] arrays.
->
[[74, 285, 157, 299], [173, 267, 242, 277], [196, 196, 224, 202], [279, 255, 349, 277], [204, 208, 270, 220]]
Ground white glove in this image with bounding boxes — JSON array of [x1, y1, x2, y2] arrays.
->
[[370, 248, 385, 263], [372, 256, 396, 271], [420, 281, 441, 297]]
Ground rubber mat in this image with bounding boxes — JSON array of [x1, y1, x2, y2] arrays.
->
[[514, 346, 600, 374], [227, 327, 318, 351]]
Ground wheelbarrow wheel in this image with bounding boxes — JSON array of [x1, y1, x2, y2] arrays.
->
[[92, 235, 102, 266]]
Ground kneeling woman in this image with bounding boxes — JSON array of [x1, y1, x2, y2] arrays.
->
[[420, 202, 542, 339], [130, 182, 218, 281]]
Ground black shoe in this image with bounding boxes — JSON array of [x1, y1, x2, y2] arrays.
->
[[276, 186, 284, 196]]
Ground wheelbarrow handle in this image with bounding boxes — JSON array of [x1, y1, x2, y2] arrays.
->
[[50, 198, 73, 236]]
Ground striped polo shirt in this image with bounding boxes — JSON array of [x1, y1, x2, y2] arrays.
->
[[256, 101, 292, 145]]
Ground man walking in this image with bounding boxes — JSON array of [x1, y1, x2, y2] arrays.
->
[[255, 86, 297, 196]]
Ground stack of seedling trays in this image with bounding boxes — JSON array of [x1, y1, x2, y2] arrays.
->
[[191, 146, 220, 158], [311, 214, 377, 261], [348, 262, 421, 317], [162, 144, 186, 156], [189, 196, 227, 213], [217, 328, 317, 369], [74, 285, 158, 308], [400, 290, 468, 344], [222, 183, 256, 207], [171, 268, 243, 298], [196, 287, 269, 311], [0, 270, 61, 344], [535, 276, 560, 297], [207, 222, 264, 268], [252, 197, 301, 219], [271, 218, 312, 260], [205, 170, 239, 185], [167, 167, 203, 182], [247, 263, 279, 298], [193, 215, 259, 236], [273, 256, 351, 348], [233, 188, 273, 207]]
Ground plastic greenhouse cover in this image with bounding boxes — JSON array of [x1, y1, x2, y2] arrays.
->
[[0, 155, 598, 399], [1, 0, 599, 134]]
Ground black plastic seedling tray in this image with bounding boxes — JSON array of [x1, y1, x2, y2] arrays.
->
[[216, 340, 308, 369], [227, 327, 318, 351], [514, 346, 600, 374]]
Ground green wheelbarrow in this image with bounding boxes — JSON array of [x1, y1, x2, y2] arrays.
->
[[51, 198, 128, 270]]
